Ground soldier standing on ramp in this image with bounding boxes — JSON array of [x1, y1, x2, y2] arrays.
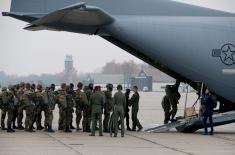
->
[[161, 85, 172, 124]]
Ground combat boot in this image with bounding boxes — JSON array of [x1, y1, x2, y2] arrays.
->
[[70, 123, 76, 129], [126, 127, 131, 131], [1, 122, 6, 130], [64, 128, 72, 132], [18, 125, 24, 130], [7, 125, 15, 133], [37, 125, 44, 130], [26, 128, 35, 132], [47, 126, 55, 133]]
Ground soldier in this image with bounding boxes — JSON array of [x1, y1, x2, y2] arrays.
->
[[168, 80, 181, 122], [23, 83, 35, 132], [58, 83, 66, 131], [74, 82, 88, 131], [35, 84, 44, 130], [130, 86, 143, 132], [118, 89, 131, 131], [43, 86, 56, 132], [58, 83, 69, 132], [89, 86, 104, 136], [161, 85, 172, 124], [7, 85, 15, 132], [103, 84, 113, 132], [1, 86, 15, 132], [124, 89, 131, 130], [16, 82, 25, 130], [1, 87, 7, 130], [63, 85, 74, 132], [113, 84, 126, 137], [12, 85, 19, 129], [69, 83, 76, 130], [83, 83, 93, 132]]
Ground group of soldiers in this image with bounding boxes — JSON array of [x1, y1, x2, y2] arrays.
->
[[161, 80, 181, 124], [0, 82, 143, 137]]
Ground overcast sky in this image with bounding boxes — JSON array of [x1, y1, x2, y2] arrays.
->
[[0, 0, 235, 76]]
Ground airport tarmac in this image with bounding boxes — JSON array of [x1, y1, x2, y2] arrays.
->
[[0, 92, 235, 155]]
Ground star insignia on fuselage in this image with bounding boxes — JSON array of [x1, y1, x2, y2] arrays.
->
[[212, 43, 235, 66], [222, 45, 235, 62]]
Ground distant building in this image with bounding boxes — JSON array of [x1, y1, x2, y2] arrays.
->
[[130, 67, 153, 91], [63, 55, 78, 84], [82, 74, 95, 86]]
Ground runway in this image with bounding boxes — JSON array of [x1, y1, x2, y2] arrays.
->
[[0, 92, 235, 155]]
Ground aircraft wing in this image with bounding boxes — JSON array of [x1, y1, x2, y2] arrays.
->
[[4, 2, 115, 34]]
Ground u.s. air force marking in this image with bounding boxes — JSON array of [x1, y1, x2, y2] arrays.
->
[[212, 43, 235, 66]]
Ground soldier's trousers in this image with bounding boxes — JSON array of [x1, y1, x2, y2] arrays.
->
[[164, 110, 171, 124], [91, 111, 102, 135], [119, 110, 130, 128], [7, 108, 14, 128], [114, 109, 124, 136], [12, 106, 18, 127], [82, 107, 91, 131], [35, 106, 43, 128], [25, 105, 35, 129], [76, 108, 82, 129], [17, 105, 24, 127], [170, 102, 178, 120], [103, 110, 110, 132], [1, 110, 6, 129], [58, 108, 63, 129], [63, 109, 72, 130], [44, 108, 53, 129], [132, 110, 142, 130]]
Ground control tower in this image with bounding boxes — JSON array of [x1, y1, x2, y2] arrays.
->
[[64, 55, 76, 84]]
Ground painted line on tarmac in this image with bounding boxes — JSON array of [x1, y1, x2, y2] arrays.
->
[[126, 133, 194, 155], [43, 132, 83, 155]]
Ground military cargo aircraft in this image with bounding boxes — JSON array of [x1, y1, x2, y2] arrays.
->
[[2, 0, 235, 132]]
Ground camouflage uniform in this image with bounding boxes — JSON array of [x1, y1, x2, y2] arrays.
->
[[75, 83, 88, 131], [90, 86, 104, 136], [57, 84, 68, 131], [63, 86, 74, 132], [1, 87, 15, 132], [0, 87, 7, 130], [83, 85, 93, 132], [103, 84, 113, 132], [35, 85, 44, 130], [16, 83, 25, 129], [113, 86, 126, 137], [23, 84, 35, 132], [12, 85, 19, 129], [43, 87, 56, 132]]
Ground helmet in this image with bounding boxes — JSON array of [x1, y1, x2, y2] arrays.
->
[[50, 83, 55, 91], [106, 83, 113, 91], [77, 82, 83, 89], [61, 83, 66, 89], [88, 83, 94, 90], [117, 84, 122, 90], [2, 87, 7, 91], [37, 84, 42, 90], [25, 83, 31, 89]]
